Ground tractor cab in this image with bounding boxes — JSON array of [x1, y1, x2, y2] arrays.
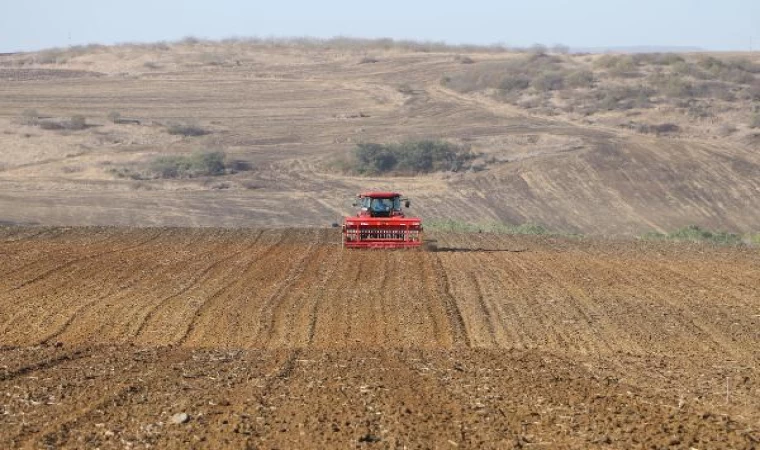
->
[[357, 192, 410, 218]]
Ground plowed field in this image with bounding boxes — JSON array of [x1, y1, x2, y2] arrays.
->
[[1, 227, 759, 449]]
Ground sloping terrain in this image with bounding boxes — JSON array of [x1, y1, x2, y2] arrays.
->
[[0, 43, 759, 234], [0, 227, 758, 448]]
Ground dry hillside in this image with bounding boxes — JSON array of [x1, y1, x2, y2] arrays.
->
[[0, 39, 759, 235]]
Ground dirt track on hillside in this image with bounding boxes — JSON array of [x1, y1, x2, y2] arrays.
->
[[1, 227, 759, 448], [2, 48, 760, 234]]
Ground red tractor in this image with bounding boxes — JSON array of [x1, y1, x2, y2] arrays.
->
[[342, 192, 423, 249]]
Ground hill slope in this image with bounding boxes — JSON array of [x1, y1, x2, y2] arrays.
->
[[0, 41, 759, 234]]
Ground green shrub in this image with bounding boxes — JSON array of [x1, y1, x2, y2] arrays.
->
[[68, 115, 87, 130], [633, 122, 680, 135], [697, 56, 725, 72], [166, 124, 210, 137], [632, 53, 685, 67], [352, 140, 475, 175], [593, 86, 653, 111], [454, 55, 475, 64], [499, 75, 531, 92], [190, 151, 226, 175], [531, 72, 565, 91], [671, 60, 693, 76], [748, 84, 760, 101], [749, 113, 760, 129], [717, 124, 737, 136], [717, 68, 755, 84], [593, 55, 619, 69], [608, 55, 638, 77], [528, 44, 548, 55], [181, 36, 201, 45], [21, 109, 39, 125], [148, 151, 227, 178], [565, 70, 594, 88], [38, 120, 65, 130], [657, 76, 694, 98]]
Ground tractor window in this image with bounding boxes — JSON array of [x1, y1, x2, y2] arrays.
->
[[370, 198, 393, 212]]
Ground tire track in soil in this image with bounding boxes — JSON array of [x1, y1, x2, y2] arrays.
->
[[0, 231, 165, 343], [346, 251, 388, 348], [470, 236, 535, 349], [468, 270, 498, 347], [514, 251, 627, 355], [628, 261, 756, 361], [256, 233, 337, 348], [541, 243, 760, 392], [194, 231, 310, 348], [412, 250, 447, 348], [503, 251, 572, 350], [427, 253, 471, 348], [0, 229, 156, 303], [377, 251, 413, 346], [255, 239, 320, 348], [127, 230, 280, 346], [264, 230, 344, 348], [304, 248, 364, 348], [545, 245, 697, 356], [305, 246, 344, 346], [34, 229, 215, 345], [179, 231, 294, 348], [370, 249, 392, 346], [460, 233, 526, 349], [570, 248, 748, 359], [2, 229, 159, 293], [341, 251, 366, 346], [161, 231, 270, 346], [437, 249, 499, 348], [36, 229, 238, 346], [0, 228, 100, 278]]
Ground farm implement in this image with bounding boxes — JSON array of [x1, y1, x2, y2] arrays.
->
[[342, 192, 423, 249]]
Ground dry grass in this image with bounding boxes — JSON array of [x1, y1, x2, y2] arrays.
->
[[1, 42, 759, 235], [442, 51, 760, 137]]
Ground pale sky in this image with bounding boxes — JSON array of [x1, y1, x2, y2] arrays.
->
[[1, 0, 759, 53]]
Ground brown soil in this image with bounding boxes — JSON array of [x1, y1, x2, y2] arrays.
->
[[1, 227, 758, 448]]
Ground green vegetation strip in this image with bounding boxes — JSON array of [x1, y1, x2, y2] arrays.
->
[[425, 219, 549, 235], [641, 225, 748, 245]]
